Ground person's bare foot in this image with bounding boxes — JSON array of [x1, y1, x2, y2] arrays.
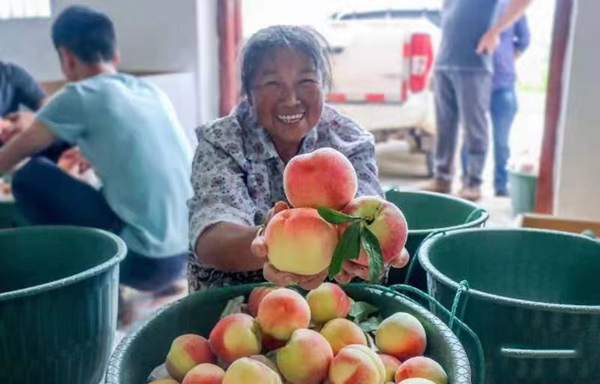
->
[[459, 185, 482, 201], [421, 179, 452, 194]]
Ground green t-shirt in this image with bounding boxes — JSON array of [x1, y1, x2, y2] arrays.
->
[[37, 73, 193, 257]]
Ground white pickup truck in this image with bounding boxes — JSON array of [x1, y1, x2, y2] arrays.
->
[[318, 0, 442, 177]]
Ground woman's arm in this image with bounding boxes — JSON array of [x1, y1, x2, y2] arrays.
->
[[195, 222, 264, 272], [477, 0, 535, 54]]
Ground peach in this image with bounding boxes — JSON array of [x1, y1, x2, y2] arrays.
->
[[166, 334, 216, 382], [283, 147, 357, 210], [320, 318, 367, 355], [250, 354, 280, 373], [306, 283, 352, 323], [182, 363, 225, 384], [375, 313, 426, 361], [329, 344, 386, 384], [149, 380, 180, 384], [379, 354, 401, 383], [340, 196, 408, 266], [397, 380, 437, 384], [277, 329, 334, 384], [209, 313, 262, 364], [257, 288, 311, 341], [265, 208, 338, 275], [223, 357, 282, 384], [248, 286, 280, 317], [395, 357, 448, 384]]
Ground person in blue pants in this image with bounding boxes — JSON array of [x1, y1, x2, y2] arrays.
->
[[461, 5, 531, 196]]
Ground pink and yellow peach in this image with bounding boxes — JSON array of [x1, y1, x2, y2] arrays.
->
[[397, 379, 437, 384], [319, 318, 367, 355], [379, 354, 401, 383], [306, 283, 352, 324], [376, 312, 427, 361], [341, 196, 408, 266], [265, 208, 338, 275], [277, 329, 334, 384], [182, 363, 225, 384], [283, 147, 358, 211], [223, 357, 282, 384], [395, 357, 448, 384], [328, 344, 386, 384], [165, 334, 216, 382], [248, 286, 280, 317], [257, 288, 311, 341], [208, 313, 262, 364]]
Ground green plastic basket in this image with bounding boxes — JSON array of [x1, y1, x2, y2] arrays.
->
[[106, 283, 473, 384], [385, 189, 488, 289], [419, 228, 600, 384], [508, 171, 538, 215], [0, 226, 127, 384], [0, 201, 16, 228]]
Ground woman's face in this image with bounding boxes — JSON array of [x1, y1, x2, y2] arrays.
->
[[250, 48, 324, 147]]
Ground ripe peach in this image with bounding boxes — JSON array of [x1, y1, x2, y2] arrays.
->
[[379, 354, 401, 383], [319, 318, 367, 355], [261, 332, 287, 352], [277, 329, 334, 384], [209, 313, 262, 364], [306, 283, 352, 323], [395, 357, 448, 384], [265, 208, 338, 275], [248, 286, 280, 317], [223, 357, 282, 384], [166, 334, 216, 382], [257, 288, 311, 341], [329, 344, 386, 384], [182, 363, 225, 384], [340, 196, 408, 266], [249, 354, 280, 373], [375, 313, 427, 361], [283, 147, 357, 210], [397, 379, 437, 384]]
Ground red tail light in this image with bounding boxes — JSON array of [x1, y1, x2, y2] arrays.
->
[[409, 33, 434, 93]]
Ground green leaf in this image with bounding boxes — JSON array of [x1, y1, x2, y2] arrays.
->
[[318, 206, 360, 224], [349, 301, 379, 323], [358, 315, 383, 333], [328, 222, 361, 278], [361, 227, 384, 283]]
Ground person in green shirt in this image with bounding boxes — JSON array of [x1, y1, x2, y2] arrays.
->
[[0, 6, 193, 293]]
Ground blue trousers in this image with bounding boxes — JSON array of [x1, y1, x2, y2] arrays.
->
[[461, 87, 518, 194], [11, 156, 187, 292]]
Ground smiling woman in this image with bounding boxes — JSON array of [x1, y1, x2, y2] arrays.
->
[[187, 25, 385, 292]]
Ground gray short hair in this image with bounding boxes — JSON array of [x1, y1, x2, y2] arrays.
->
[[241, 25, 332, 100]]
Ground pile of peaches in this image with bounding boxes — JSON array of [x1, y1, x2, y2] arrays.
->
[[149, 284, 449, 384]]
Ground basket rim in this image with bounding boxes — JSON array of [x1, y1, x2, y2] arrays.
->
[[106, 283, 472, 384], [386, 189, 489, 235], [419, 227, 600, 313], [0, 226, 127, 302]]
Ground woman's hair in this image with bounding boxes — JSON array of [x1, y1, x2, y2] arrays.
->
[[240, 25, 332, 100]]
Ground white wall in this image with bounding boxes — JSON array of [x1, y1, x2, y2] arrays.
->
[[555, 0, 600, 220], [0, 0, 221, 130]]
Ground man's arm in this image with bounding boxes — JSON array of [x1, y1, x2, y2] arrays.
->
[[0, 121, 57, 173], [477, 0, 535, 54], [514, 15, 532, 57]]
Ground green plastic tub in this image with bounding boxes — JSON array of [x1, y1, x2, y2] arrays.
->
[[419, 228, 600, 384], [0, 226, 127, 384], [0, 201, 16, 228], [106, 284, 472, 384], [385, 189, 489, 289], [508, 171, 538, 215]]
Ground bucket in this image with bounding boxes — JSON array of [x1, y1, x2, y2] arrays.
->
[[0, 226, 127, 384], [419, 228, 600, 383], [107, 283, 473, 384], [508, 171, 538, 215], [385, 189, 488, 289]]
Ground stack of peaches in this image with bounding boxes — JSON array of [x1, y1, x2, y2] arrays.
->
[[264, 148, 409, 283], [150, 284, 449, 384]]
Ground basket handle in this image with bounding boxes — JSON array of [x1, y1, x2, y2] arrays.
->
[[500, 347, 578, 359]]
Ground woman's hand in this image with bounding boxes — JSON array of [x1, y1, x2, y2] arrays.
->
[[252, 201, 329, 290], [333, 248, 410, 284], [58, 148, 91, 175]]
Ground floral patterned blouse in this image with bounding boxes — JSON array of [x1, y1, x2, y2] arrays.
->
[[187, 99, 383, 292]]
